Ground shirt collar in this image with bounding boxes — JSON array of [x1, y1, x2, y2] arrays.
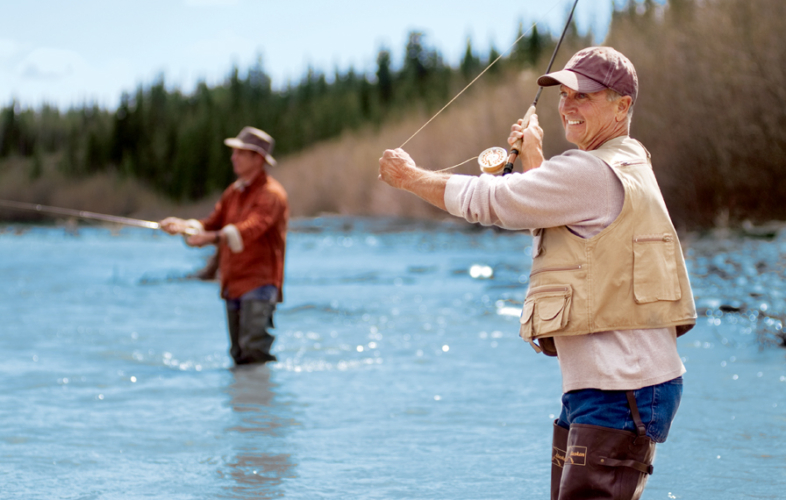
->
[[233, 169, 267, 192]]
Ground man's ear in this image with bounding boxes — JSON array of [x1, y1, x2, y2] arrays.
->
[[616, 96, 633, 122], [256, 152, 267, 168]]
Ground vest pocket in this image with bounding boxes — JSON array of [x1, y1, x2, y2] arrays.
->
[[632, 234, 682, 303], [519, 285, 573, 342]]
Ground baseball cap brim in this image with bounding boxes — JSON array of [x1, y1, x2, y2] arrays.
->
[[224, 138, 277, 166], [537, 69, 608, 94]]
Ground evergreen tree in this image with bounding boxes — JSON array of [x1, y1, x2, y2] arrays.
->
[[526, 25, 544, 66], [0, 101, 19, 157], [460, 37, 481, 81], [29, 144, 43, 180], [487, 45, 502, 76], [376, 49, 394, 105]]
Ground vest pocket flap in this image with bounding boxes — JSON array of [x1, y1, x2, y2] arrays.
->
[[633, 233, 681, 303], [525, 285, 573, 335], [538, 297, 566, 321], [519, 301, 535, 342]]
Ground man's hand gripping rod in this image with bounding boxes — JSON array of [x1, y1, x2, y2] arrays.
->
[[502, 99, 540, 175], [478, 0, 580, 176]]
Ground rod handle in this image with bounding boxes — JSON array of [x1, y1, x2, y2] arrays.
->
[[503, 105, 537, 175], [153, 222, 200, 237]]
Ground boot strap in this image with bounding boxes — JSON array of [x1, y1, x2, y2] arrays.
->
[[598, 456, 654, 475], [626, 390, 647, 438]]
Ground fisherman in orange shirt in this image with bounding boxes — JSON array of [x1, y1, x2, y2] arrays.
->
[[161, 127, 288, 365]]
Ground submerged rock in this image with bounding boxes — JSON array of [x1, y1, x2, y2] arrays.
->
[[688, 228, 786, 349]]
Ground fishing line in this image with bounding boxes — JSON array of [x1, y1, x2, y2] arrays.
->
[[398, 0, 573, 165], [433, 156, 479, 173]]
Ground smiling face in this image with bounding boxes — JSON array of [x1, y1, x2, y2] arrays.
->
[[231, 148, 265, 180], [558, 85, 632, 151]]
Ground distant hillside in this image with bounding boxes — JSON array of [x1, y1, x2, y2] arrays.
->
[[2, 0, 786, 230]]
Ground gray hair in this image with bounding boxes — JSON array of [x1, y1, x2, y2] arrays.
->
[[606, 89, 634, 124]]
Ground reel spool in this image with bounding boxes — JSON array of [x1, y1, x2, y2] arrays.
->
[[478, 146, 508, 175], [477, 104, 537, 176]]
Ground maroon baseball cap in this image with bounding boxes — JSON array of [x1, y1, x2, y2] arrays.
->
[[537, 46, 638, 103]]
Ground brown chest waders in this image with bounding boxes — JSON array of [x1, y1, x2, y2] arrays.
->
[[551, 391, 656, 500]]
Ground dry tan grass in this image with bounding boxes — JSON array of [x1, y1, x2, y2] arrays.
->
[[606, 0, 786, 227]]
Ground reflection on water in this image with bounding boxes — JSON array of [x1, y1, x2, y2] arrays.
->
[[0, 219, 784, 499], [221, 366, 297, 498]]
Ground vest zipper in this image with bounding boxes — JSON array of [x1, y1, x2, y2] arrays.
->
[[633, 234, 673, 243], [529, 264, 582, 276]]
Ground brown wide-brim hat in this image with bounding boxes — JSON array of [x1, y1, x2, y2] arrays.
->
[[224, 126, 277, 166], [537, 46, 638, 104]]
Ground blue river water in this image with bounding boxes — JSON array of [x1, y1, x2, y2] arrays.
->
[[0, 218, 784, 499]]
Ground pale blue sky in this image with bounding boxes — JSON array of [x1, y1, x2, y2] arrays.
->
[[1, 0, 620, 110]]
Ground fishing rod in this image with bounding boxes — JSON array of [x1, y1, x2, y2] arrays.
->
[[0, 199, 198, 235], [478, 0, 581, 175]]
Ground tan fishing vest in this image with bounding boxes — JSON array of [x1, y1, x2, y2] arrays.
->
[[519, 136, 696, 356]]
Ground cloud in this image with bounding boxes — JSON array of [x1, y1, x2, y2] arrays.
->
[[1, 46, 136, 108], [16, 47, 88, 81]]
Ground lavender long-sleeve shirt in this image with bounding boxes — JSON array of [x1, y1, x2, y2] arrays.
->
[[444, 147, 685, 392]]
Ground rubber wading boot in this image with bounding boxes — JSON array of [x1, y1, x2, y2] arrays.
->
[[226, 305, 242, 364], [552, 421, 569, 500], [558, 423, 656, 500], [237, 300, 277, 364]]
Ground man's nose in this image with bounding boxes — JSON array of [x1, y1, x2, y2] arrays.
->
[[559, 97, 575, 114]]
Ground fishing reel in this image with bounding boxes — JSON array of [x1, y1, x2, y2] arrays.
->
[[477, 105, 536, 176], [477, 146, 509, 175]]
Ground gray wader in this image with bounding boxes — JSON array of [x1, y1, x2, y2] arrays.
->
[[551, 391, 656, 500], [226, 300, 277, 365]]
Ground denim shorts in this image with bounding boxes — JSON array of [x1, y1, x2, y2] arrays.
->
[[556, 377, 683, 443]]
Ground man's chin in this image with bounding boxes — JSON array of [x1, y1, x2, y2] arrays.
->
[[563, 132, 579, 147]]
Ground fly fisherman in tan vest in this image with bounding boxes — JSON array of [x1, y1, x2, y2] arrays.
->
[[378, 47, 696, 500]]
